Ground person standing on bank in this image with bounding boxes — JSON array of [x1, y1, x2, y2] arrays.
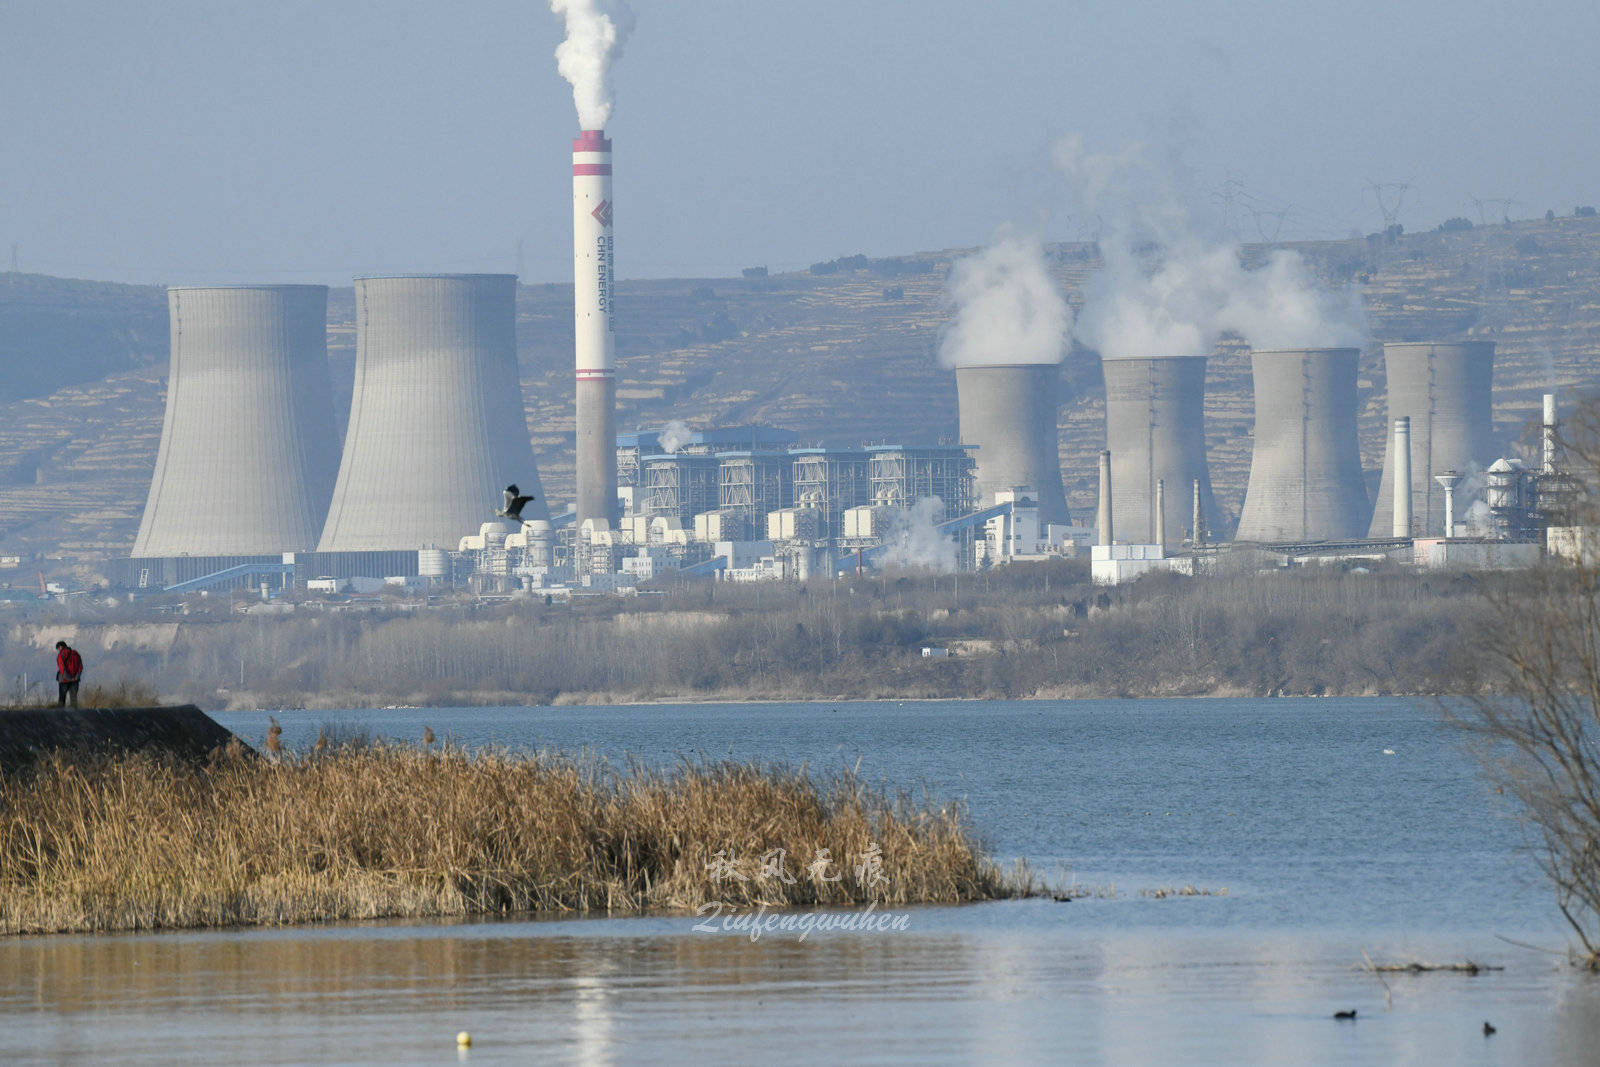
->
[[55, 640, 83, 708]]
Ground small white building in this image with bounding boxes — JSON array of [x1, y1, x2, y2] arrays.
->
[[1091, 544, 1195, 585]]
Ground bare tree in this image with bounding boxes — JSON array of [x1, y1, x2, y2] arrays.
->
[[1456, 395, 1600, 965]]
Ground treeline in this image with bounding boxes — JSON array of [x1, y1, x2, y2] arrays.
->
[[1, 560, 1504, 709]]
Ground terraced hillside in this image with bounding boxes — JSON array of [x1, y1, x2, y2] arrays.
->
[[2, 214, 1598, 582]]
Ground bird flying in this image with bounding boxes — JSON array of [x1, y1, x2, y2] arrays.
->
[[496, 483, 536, 524]]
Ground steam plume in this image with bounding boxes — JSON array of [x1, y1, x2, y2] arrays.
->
[[1059, 138, 1365, 358], [658, 419, 692, 454], [878, 498, 956, 573], [548, 0, 634, 130], [938, 232, 1071, 368]]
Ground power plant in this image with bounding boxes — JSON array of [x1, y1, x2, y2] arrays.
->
[[1234, 348, 1371, 542], [317, 274, 545, 552], [133, 285, 338, 557], [955, 364, 1070, 525], [572, 129, 618, 527], [1367, 342, 1496, 538], [1101, 356, 1219, 545]]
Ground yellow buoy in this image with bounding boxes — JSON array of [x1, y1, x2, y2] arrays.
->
[[457, 1031, 472, 1048]]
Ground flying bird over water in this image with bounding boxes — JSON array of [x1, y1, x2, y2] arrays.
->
[[496, 483, 536, 525]]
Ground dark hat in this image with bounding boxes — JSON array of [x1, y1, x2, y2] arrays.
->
[[54, 640, 67, 649]]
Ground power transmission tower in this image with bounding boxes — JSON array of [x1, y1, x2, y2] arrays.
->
[[1365, 179, 1412, 230]]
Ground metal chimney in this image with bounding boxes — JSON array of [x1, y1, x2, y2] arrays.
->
[[1096, 449, 1113, 547], [1392, 417, 1412, 539], [1154, 478, 1166, 557], [1543, 392, 1558, 474]]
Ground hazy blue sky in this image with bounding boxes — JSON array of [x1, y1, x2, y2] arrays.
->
[[3, 0, 1598, 286]]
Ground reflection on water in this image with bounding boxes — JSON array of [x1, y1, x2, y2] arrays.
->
[[2, 912, 1597, 1065], [5, 699, 1598, 1064]]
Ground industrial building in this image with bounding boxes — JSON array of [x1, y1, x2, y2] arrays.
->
[[1101, 355, 1220, 545], [317, 274, 546, 552], [1234, 348, 1371, 542], [1368, 342, 1496, 538], [133, 285, 338, 557]]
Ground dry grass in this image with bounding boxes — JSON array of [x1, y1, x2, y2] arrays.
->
[[0, 744, 1019, 935], [1, 679, 160, 710]]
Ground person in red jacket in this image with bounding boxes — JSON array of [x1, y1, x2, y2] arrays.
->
[[55, 641, 83, 708]]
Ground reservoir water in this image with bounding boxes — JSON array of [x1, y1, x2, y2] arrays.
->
[[3, 698, 1596, 1064]]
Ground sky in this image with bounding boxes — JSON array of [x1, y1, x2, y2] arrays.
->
[[3, 0, 1598, 287]]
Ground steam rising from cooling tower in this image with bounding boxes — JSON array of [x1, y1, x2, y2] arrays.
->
[[134, 286, 338, 556], [938, 233, 1071, 369], [1367, 342, 1496, 538], [548, 0, 634, 130], [1056, 138, 1366, 359], [317, 275, 546, 551], [940, 233, 1071, 525]]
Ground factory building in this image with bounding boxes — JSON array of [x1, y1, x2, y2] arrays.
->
[[955, 364, 1070, 525], [1235, 348, 1371, 542], [1101, 356, 1220, 545], [133, 285, 338, 557], [317, 274, 546, 552], [1367, 342, 1497, 538]]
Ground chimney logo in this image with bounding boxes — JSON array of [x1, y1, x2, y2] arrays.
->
[[591, 200, 613, 227]]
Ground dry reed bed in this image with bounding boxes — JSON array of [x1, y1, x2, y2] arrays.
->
[[0, 744, 1016, 935]]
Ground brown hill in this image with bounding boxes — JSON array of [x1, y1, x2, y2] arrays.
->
[[2, 215, 1598, 581]]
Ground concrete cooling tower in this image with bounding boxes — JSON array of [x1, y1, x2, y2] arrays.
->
[[1367, 341, 1495, 538], [317, 274, 546, 551], [133, 285, 338, 556], [1102, 356, 1219, 545], [955, 363, 1069, 525], [1235, 348, 1370, 542]]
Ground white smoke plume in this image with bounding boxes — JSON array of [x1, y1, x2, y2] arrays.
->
[[1058, 137, 1365, 358], [548, 0, 634, 130], [937, 231, 1072, 368], [878, 498, 956, 573], [658, 419, 692, 454]]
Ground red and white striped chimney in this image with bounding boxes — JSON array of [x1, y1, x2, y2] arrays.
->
[[573, 129, 617, 525]]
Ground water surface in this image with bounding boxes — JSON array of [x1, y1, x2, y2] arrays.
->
[[3, 698, 1591, 1064]]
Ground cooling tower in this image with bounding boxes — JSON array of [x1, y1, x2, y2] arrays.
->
[[133, 285, 337, 556], [1367, 342, 1495, 538], [573, 129, 618, 525], [1235, 348, 1370, 542], [317, 275, 546, 551], [955, 364, 1069, 525], [1102, 356, 1219, 545]]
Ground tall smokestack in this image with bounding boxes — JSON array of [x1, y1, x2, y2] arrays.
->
[[1096, 449, 1113, 547], [1392, 417, 1412, 539], [573, 129, 617, 525]]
